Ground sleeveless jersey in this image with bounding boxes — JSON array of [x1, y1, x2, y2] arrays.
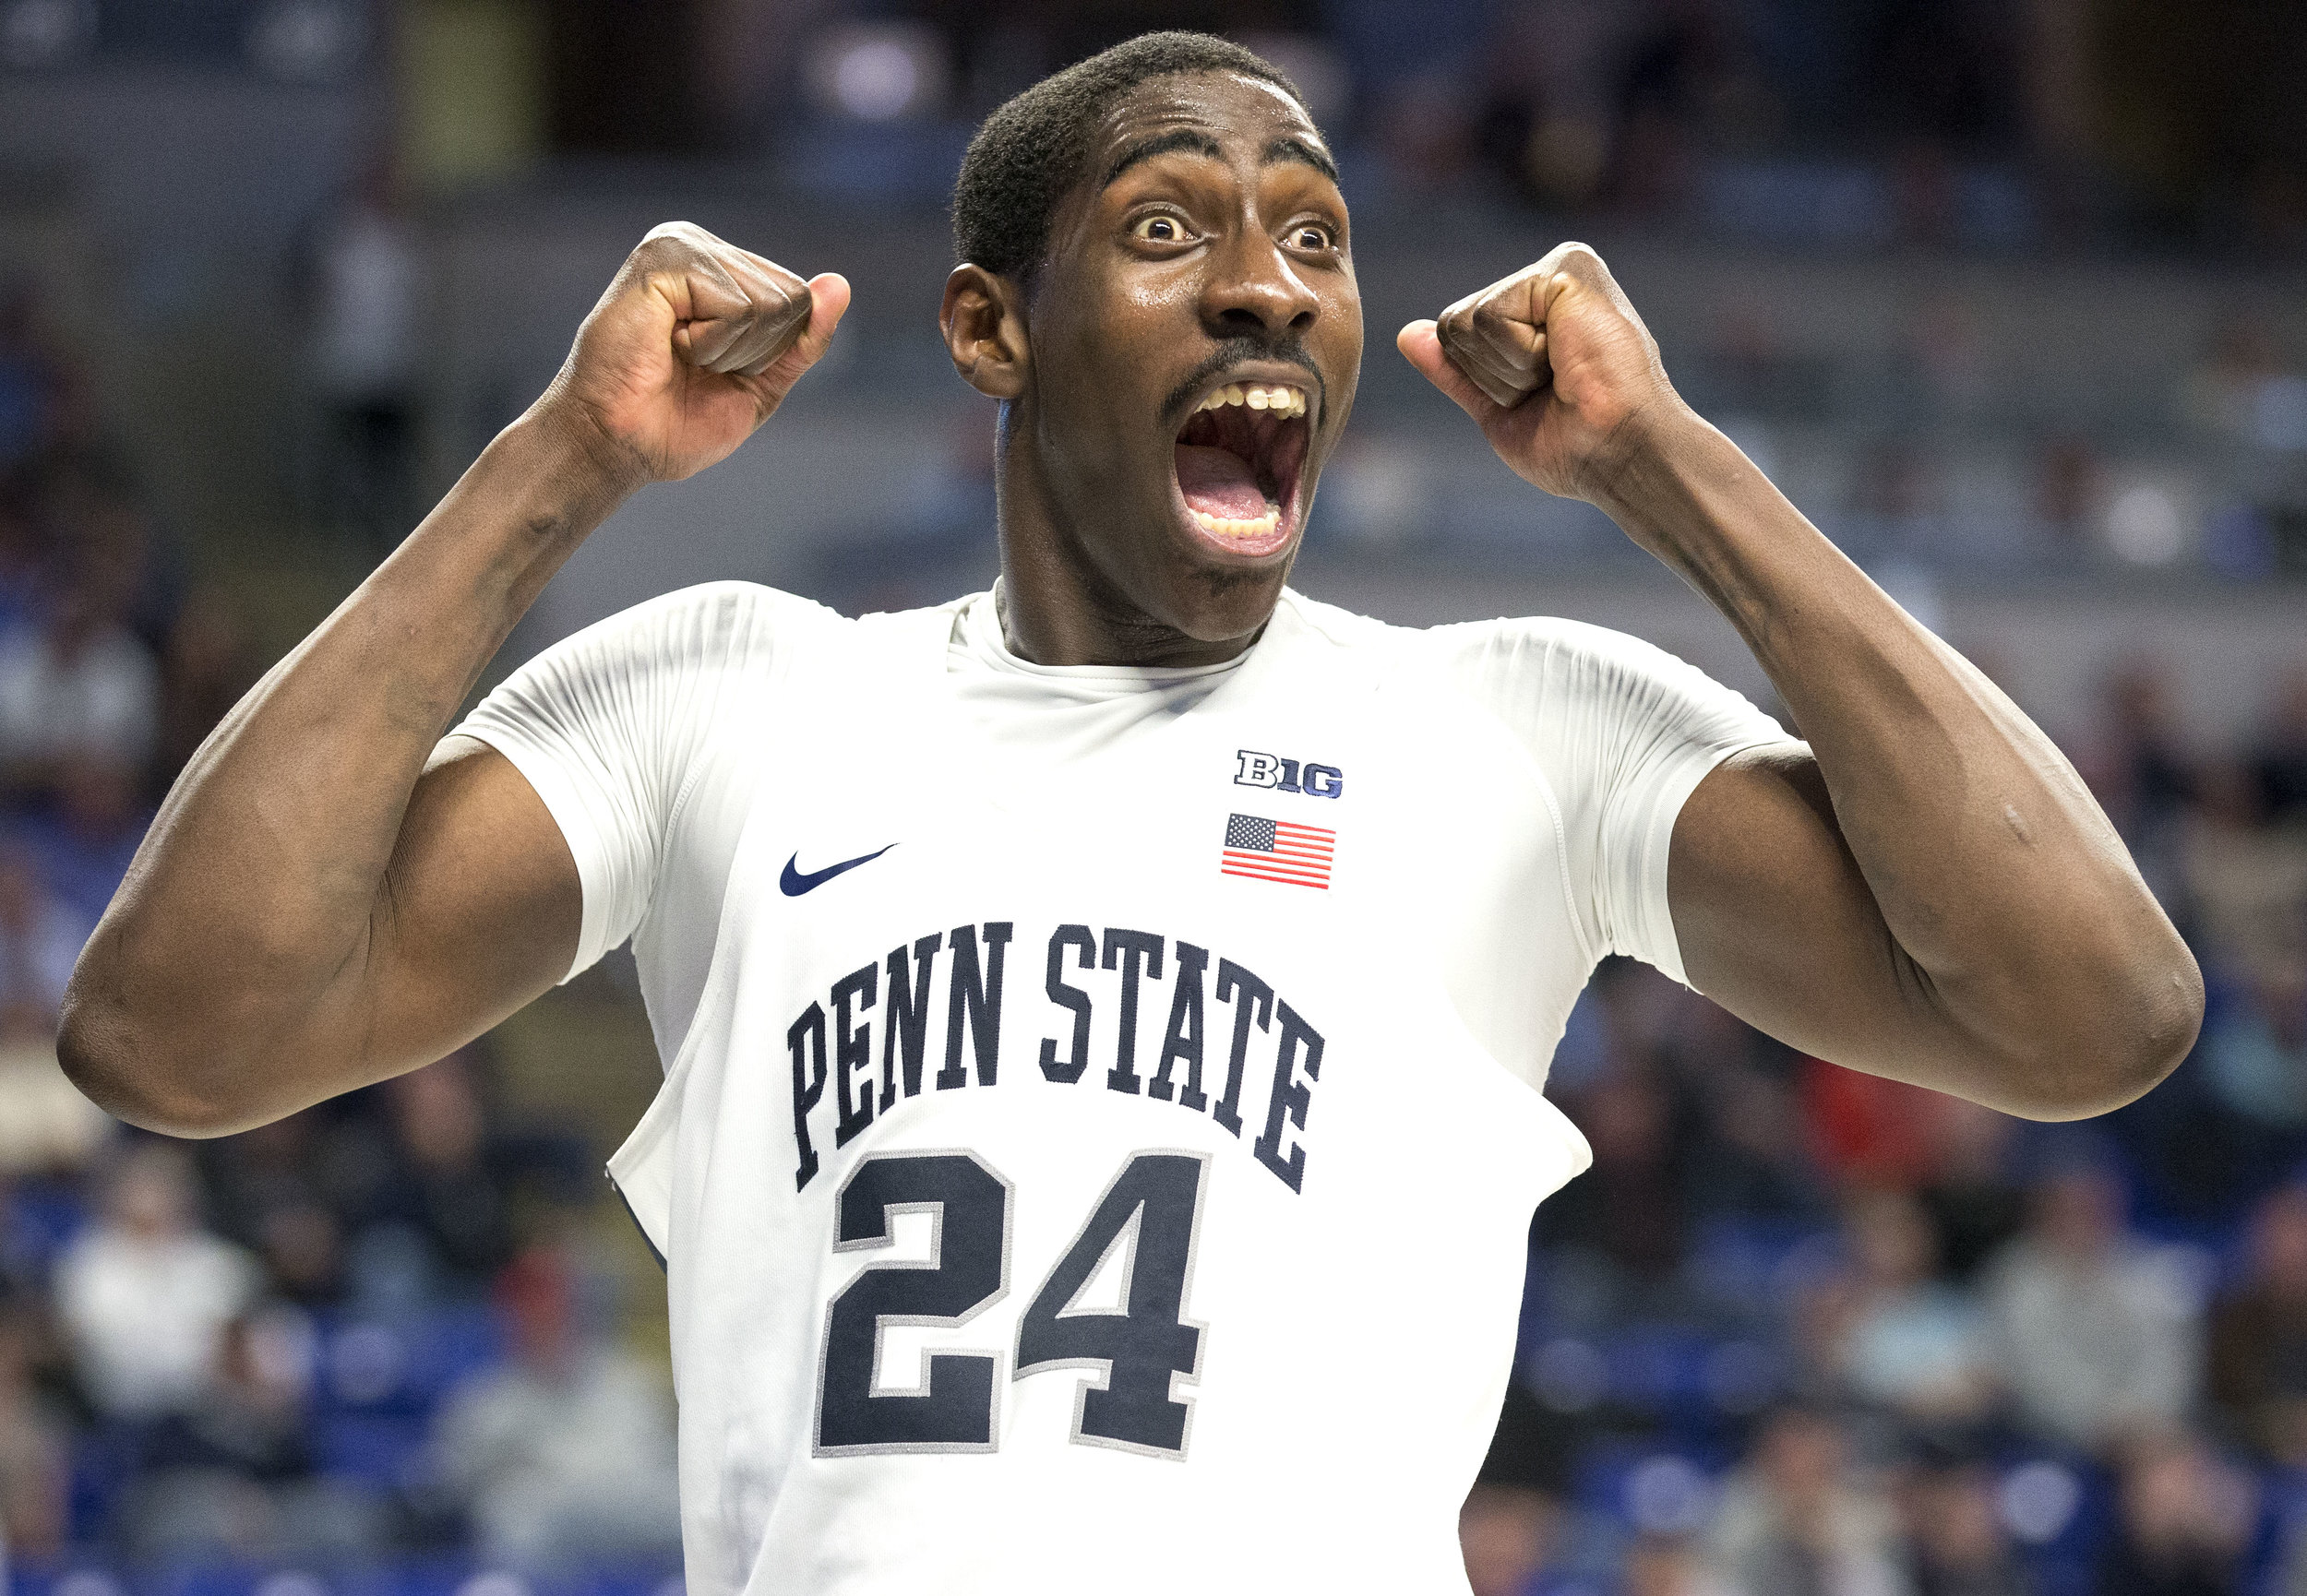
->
[[455, 583, 1791, 1595]]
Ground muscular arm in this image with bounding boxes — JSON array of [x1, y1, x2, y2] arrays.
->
[[1635, 427, 2195, 1119], [62, 223, 845, 1136], [1403, 244, 2200, 1120]]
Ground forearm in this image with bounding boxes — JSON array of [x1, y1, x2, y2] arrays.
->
[[1598, 409, 2199, 1109], [63, 408, 634, 1127]]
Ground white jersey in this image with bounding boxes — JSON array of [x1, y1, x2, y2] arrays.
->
[[456, 583, 1790, 1595]]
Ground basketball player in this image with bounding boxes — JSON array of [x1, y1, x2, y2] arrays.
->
[[63, 33, 2196, 1595]]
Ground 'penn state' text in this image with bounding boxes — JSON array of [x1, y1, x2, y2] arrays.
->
[[787, 921, 1323, 1196]]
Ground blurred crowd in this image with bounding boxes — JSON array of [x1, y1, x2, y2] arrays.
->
[[1467, 664, 2307, 1596], [3, 243, 2304, 1596], [706, 0, 2306, 256], [0, 280, 680, 1583], [1, 17, 2305, 1577], [0, 280, 217, 1186], [10, 0, 2298, 259]]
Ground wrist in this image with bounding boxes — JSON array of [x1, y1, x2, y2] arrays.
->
[[1576, 392, 1714, 518], [511, 397, 653, 514]]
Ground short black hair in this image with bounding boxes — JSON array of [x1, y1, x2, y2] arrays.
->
[[951, 31, 1311, 283]]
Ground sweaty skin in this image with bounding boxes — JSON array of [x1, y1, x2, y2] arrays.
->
[[60, 74, 2198, 1137], [940, 73, 1360, 665]]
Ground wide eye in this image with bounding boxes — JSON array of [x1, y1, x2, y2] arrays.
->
[[1287, 222, 1334, 251], [1130, 214, 1189, 244]]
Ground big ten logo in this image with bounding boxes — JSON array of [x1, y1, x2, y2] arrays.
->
[[1235, 750, 1344, 799]]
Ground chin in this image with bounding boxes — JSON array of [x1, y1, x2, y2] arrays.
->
[[1161, 531, 1306, 643]]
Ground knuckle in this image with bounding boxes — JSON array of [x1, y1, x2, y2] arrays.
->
[[1549, 239, 1599, 266], [630, 242, 689, 278]]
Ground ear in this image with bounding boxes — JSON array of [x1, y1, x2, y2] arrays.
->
[[940, 264, 1029, 400]]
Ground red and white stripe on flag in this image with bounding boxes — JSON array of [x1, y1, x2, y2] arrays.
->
[[1220, 812, 1335, 889]]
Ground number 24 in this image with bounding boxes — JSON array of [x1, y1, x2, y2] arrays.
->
[[813, 1149, 1208, 1459]]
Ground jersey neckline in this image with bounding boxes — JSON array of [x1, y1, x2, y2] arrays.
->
[[950, 585, 1281, 692]]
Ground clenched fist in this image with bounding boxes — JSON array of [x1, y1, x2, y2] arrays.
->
[[535, 220, 850, 488], [1397, 243, 1686, 506]]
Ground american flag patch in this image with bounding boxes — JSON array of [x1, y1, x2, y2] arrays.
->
[[1221, 813, 1335, 889]]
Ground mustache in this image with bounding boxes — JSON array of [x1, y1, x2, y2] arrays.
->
[[1159, 338, 1325, 431]]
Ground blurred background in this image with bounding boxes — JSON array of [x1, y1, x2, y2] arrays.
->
[[0, 2, 2301, 1595]]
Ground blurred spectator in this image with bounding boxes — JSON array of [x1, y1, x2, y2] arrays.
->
[[1704, 1407, 1909, 1596], [0, 498, 43, 642], [1804, 1062, 1957, 1192], [2084, 667, 2198, 896], [1462, 1378, 1573, 1596], [2197, 965, 2307, 1136], [2206, 1185, 2307, 1463], [1538, 1068, 1691, 1324], [2253, 671, 2307, 825], [13, 756, 151, 933], [1915, 1102, 2026, 1285], [256, 1205, 345, 1312], [158, 589, 259, 782], [428, 1247, 680, 1569], [41, 461, 176, 661], [1605, 3, 1769, 217], [0, 1039, 110, 1182], [0, 285, 84, 477], [1688, 1059, 1828, 1221], [125, 1307, 372, 1561], [1898, 1460, 2030, 1596], [305, 160, 422, 546], [2177, 755, 2307, 1138], [1475, 0, 1632, 209], [199, 1114, 331, 1252], [1830, 1191, 1992, 1425], [53, 1143, 259, 1420], [0, 1304, 66, 1566], [1462, 1479, 1563, 1595], [0, 586, 158, 792], [1982, 1165, 2198, 1453], [1630, 1533, 1734, 1596], [359, 1054, 520, 1304], [2178, 759, 2307, 985], [2096, 1433, 2254, 1596], [0, 847, 88, 1034]]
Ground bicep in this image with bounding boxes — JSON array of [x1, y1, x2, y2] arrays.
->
[[1667, 746, 1975, 1093], [342, 736, 580, 1078]]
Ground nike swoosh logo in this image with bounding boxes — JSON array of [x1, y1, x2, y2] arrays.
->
[[780, 844, 897, 897]]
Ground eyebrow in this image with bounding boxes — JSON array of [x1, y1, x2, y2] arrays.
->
[[1102, 129, 1224, 189], [1100, 128, 1342, 190], [1264, 136, 1340, 185]]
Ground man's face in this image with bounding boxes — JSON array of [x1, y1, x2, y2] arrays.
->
[[1020, 72, 1361, 643]]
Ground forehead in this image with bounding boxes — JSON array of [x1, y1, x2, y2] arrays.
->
[[1089, 71, 1326, 170]]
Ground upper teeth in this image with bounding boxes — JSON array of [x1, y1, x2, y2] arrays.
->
[[1198, 383, 1308, 419]]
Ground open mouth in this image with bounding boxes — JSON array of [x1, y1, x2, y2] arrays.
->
[[1173, 378, 1313, 558]]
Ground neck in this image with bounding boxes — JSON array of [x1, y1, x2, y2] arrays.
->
[[992, 405, 1270, 669]]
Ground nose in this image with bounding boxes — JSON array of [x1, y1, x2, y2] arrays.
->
[[1200, 226, 1318, 340]]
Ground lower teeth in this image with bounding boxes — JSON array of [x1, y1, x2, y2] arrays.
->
[[1190, 502, 1282, 540]]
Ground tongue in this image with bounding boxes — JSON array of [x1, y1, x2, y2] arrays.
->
[[1176, 444, 1271, 520]]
